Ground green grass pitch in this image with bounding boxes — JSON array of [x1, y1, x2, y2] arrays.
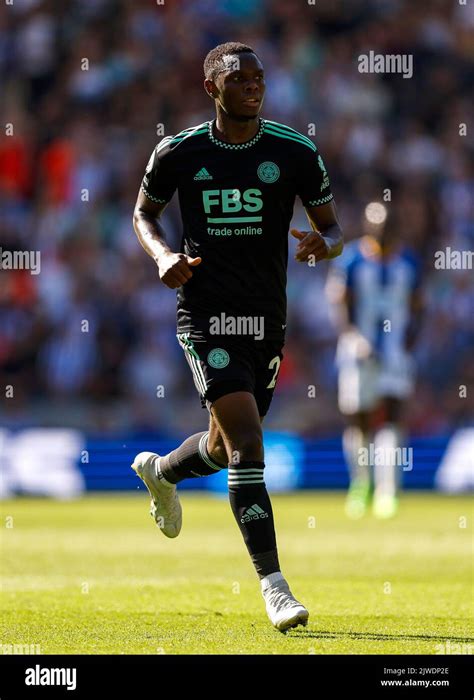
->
[[1, 492, 472, 655]]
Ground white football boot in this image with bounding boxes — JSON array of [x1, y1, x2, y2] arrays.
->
[[261, 573, 309, 632], [131, 452, 182, 538]]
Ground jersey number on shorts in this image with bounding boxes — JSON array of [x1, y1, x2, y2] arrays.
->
[[266, 356, 281, 389]]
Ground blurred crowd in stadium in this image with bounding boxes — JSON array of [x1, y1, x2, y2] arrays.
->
[[1, 0, 473, 435]]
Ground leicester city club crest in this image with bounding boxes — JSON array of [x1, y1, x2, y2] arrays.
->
[[208, 348, 230, 369], [257, 162, 280, 184]]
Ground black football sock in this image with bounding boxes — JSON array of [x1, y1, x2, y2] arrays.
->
[[228, 460, 281, 579], [159, 431, 227, 484]]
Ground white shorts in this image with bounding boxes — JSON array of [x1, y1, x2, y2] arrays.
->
[[336, 333, 415, 415]]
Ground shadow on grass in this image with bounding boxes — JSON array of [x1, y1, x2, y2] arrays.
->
[[287, 629, 474, 643]]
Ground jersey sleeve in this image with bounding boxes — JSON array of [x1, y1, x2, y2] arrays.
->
[[295, 145, 334, 208], [140, 139, 177, 204]]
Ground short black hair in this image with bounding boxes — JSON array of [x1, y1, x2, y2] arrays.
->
[[203, 42, 258, 81]]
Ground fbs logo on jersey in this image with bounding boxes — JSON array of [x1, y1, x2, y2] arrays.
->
[[207, 348, 230, 369], [194, 167, 213, 180], [257, 161, 280, 184]]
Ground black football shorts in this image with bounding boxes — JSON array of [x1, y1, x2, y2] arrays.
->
[[176, 332, 284, 416]]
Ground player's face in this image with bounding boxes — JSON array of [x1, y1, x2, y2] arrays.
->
[[213, 53, 265, 120]]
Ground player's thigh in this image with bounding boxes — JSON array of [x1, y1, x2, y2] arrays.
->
[[338, 358, 379, 415]]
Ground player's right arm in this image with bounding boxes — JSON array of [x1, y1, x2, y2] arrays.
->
[[326, 264, 375, 360], [325, 259, 353, 332], [133, 141, 201, 289], [133, 191, 200, 289]]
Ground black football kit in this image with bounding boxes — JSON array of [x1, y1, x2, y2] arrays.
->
[[141, 117, 333, 414]]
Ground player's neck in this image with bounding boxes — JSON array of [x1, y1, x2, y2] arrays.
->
[[362, 235, 400, 259], [213, 113, 261, 144]]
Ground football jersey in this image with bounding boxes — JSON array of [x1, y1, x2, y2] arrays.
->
[[331, 238, 421, 358], [141, 117, 333, 340]]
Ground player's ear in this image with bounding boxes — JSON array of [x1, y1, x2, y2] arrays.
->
[[204, 78, 216, 99]]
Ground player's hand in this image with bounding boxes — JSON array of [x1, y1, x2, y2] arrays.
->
[[290, 228, 330, 263], [346, 327, 378, 361], [156, 252, 202, 289]]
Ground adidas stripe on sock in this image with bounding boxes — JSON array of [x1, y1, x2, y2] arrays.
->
[[228, 460, 281, 579]]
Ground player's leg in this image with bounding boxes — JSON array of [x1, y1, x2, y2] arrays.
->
[[210, 391, 270, 573], [207, 412, 231, 469], [130, 415, 229, 536], [156, 419, 228, 484], [211, 389, 308, 631], [137, 413, 229, 486], [338, 357, 378, 518], [131, 329, 261, 535], [343, 410, 373, 519], [372, 351, 414, 518], [151, 333, 244, 483], [372, 397, 404, 519]]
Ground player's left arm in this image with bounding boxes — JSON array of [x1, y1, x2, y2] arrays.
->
[[291, 200, 343, 263], [293, 143, 343, 263]]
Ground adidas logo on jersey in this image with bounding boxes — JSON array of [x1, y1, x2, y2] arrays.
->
[[241, 503, 269, 523], [194, 167, 213, 180]]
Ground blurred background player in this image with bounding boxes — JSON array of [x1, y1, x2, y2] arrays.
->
[[327, 201, 423, 519]]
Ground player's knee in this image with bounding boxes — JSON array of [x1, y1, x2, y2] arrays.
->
[[230, 429, 264, 462], [207, 436, 228, 467]]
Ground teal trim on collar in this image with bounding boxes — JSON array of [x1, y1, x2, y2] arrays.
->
[[207, 118, 265, 150]]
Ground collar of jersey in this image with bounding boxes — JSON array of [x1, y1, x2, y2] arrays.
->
[[207, 118, 265, 150]]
